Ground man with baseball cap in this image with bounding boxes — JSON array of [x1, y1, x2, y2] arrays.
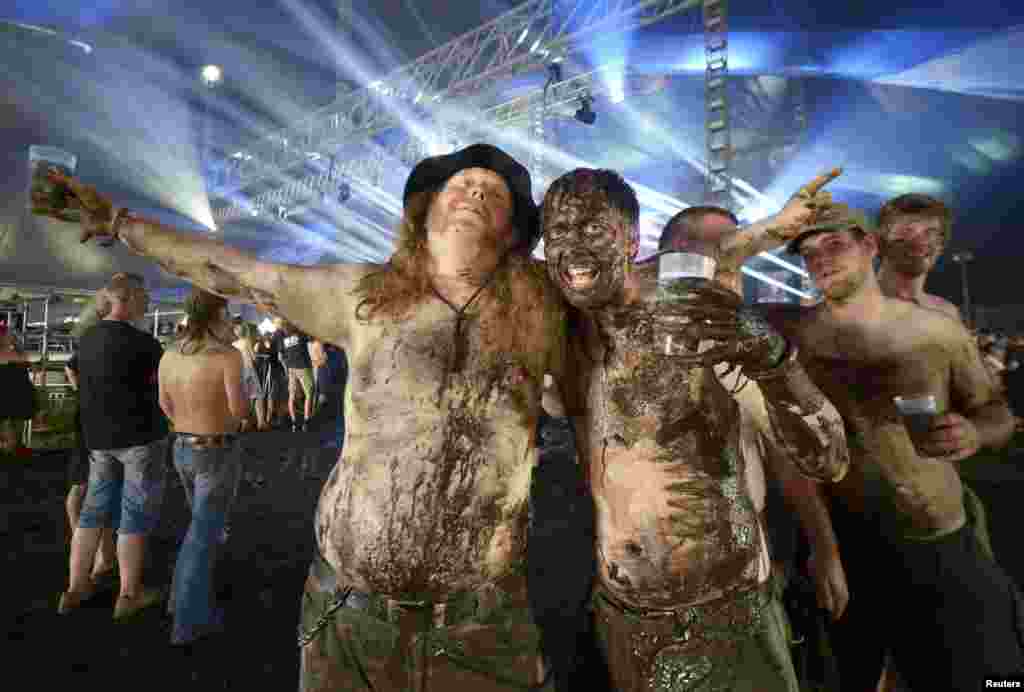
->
[[48, 143, 569, 690], [750, 204, 1021, 690]]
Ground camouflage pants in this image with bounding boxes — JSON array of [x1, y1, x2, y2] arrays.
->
[[962, 482, 995, 562], [298, 554, 553, 692], [592, 583, 800, 692]]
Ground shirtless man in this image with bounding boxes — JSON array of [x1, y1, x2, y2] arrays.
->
[[751, 204, 1021, 690], [159, 287, 246, 645], [658, 205, 849, 624], [48, 143, 569, 691], [541, 169, 849, 691], [875, 193, 961, 322]]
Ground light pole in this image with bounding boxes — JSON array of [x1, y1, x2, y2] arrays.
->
[[951, 251, 975, 328]]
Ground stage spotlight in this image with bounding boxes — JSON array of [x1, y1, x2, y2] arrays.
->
[[574, 94, 596, 125], [338, 182, 351, 203], [200, 64, 223, 87]]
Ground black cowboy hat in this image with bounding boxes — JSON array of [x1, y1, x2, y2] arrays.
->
[[403, 143, 541, 254]]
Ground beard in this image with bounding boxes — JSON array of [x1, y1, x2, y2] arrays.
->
[[821, 266, 870, 303], [882, 239, 938, 277]]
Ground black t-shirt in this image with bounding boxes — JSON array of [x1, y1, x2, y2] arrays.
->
[[67, 353, 79, 374], [78, 320, 167, 450], [275, 331, 312, 370]]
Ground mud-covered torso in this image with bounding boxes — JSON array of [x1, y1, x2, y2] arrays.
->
[[315, 289, 554, 601], [795, 309, 970, 537], [577, 307, 764, 610]]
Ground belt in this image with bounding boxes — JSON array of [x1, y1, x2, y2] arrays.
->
[[595, 581, 769, 624], [175, 432, 238, 448], [305, 550, 511, 630]]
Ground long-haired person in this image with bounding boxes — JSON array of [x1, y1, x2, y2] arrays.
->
[[158, 287, 246, 645], [232, 321, 267, 431]]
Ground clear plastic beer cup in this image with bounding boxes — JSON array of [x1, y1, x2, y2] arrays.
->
[[28, 145, 80, 223], [893, 394, 942, 455]]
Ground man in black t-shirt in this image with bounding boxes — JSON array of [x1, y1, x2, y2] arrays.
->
[[273, 317, 315, 432], [60, 273, 168, 618], [64, 352, 117, 580]]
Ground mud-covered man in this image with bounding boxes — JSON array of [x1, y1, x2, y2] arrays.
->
[[875, 193, 961, 322], [753, 205, 1022, 690], [47, 144, 569, 691], [658, 206, 850, 626], [541, 169, 849, 691]]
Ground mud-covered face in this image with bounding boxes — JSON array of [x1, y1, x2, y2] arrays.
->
[[543, 187, 635, 310], [798, 230, 875, 302], [881, 214, 946, 277]]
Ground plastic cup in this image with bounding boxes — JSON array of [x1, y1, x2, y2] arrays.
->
[[28, 145, 80, 222], [658, 251, 718, 281], [893, 394, 942, 452]]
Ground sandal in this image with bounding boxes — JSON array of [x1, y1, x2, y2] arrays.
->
[[113, 587, 165, 621], [57, 585, 98, 614]]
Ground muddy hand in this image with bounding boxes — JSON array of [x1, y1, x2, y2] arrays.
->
[[628, 279, 759, 368], [46, 169, 118, 244], [774, 168, 843, 238], [650, 279, 787, 369]]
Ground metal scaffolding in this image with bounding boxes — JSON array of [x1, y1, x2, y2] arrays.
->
[[214, 62, 650, 222], [701, 0, 808, 211], [211, 0, 701, 208], [702, 0, 732, 210]]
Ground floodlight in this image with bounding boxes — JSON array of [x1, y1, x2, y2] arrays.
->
[[200, 64, 223, 86]]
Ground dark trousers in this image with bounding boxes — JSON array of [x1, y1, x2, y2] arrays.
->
[[827, 502, 1024, 691]]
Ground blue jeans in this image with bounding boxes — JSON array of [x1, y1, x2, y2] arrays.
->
[[80, 438, 167, 535], [169, 437, 241, 645]]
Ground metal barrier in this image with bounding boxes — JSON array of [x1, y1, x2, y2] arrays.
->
[[24, 382, 77, 448]]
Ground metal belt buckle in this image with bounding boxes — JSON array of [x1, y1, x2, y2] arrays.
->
[[431, 602, 447, 630]]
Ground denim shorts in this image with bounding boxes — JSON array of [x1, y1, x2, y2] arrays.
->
[[79, 437, 167, 535]]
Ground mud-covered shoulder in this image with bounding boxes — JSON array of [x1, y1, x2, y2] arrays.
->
[[923, 294, 963, 324], [752, 302, 813, 340], [900, 298, 970, 347]]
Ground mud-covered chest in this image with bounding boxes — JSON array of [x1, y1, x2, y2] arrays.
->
[[587, 343, 736, 451], [349, 314, 542, 415]]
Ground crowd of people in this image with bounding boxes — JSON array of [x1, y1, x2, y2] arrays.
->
[[32, 271, 347, 649], [11, 143, 1023, 691]]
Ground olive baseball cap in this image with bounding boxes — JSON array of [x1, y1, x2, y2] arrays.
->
[[786, 203, 876, 255]]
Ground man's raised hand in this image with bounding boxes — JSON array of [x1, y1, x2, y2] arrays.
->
[[45, 169, 119, 244], [772, 168, 843, 240]]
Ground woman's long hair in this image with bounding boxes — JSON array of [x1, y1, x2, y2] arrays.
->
[[353, 190, 437, 322], [178, 288, 231, 355], [234, 322, 259, 365], [351, 190, 566, 382]]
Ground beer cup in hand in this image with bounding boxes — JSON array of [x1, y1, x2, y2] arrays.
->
[[893, 394, 942, 456]]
